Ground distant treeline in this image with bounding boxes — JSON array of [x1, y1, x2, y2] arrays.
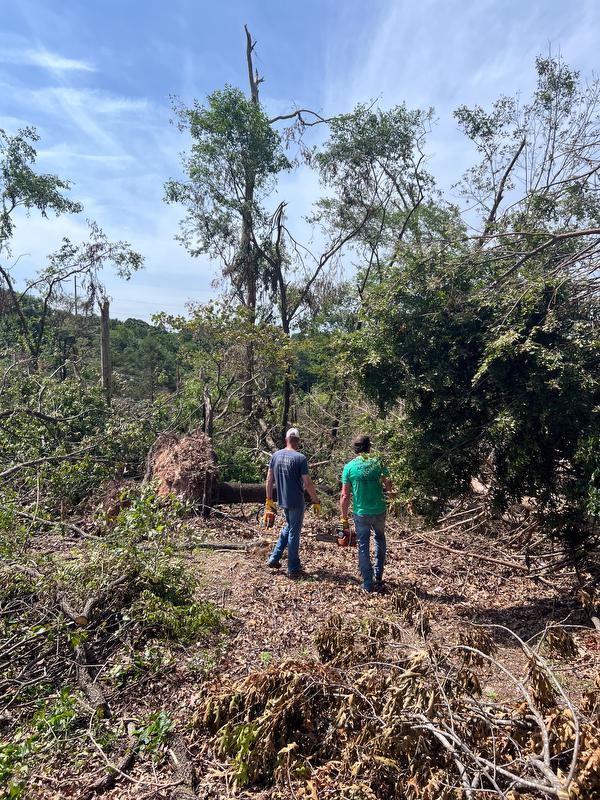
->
[[0, 289, 179, 399]]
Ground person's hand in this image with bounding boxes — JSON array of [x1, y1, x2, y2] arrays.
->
[[264, 499, 277, 528], [337, 516, 351, 546], [312, 501, 322, 517]]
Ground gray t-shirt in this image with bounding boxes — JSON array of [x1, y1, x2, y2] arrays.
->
[[269, 448, 308, 509]]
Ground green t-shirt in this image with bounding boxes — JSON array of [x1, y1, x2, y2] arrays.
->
[[341, 455, 390, 516]]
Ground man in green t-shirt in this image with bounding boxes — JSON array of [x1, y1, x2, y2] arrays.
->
[[340, 434, 393, 593]]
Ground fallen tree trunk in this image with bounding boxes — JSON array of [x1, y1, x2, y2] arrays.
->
[[214, 482, 312, 505], [145, 431, 314, 507]]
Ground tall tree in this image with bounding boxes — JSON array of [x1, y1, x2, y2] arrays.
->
[[0, 128, 142, 376], [1, 222, 142, 372], [165, 32, 290, 415], [166, 27, 356, 438], [0, 127, 82, 255], [312, 102, 442, 308]]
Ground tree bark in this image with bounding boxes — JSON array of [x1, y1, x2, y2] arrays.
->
[[99, 298, 112, 406], [240, 25, 261, 416], [281, 373, 291, 447], [215, 482, 311, 505], [203, 385, 214, 438]]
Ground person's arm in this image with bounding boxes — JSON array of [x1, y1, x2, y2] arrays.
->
[[266, 468, 274, 502], [303, 474, 319, 504], [381, 461, 393, 498], [340, 483, 352, 519]]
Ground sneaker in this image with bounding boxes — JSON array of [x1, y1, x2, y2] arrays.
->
[[288, 569, 306, 580], [267, 559, 281, 569], [374, 577, 385, 594]]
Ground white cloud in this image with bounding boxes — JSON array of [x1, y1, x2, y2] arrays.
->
[[0, 79, 152, 152], [321, 0, 600, 200], [37, 145, 134, 166], [0, 47, 95, 72]]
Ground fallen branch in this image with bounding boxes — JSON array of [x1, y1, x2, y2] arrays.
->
[[2, 506, 100, 540], [189, 540, 250, 551], [4, 563, 127, 628], [80, 722, 137, 799], [0, 408, 78, 424], [0, 441, 102, 480], [74, 643, 110, 717], [396, 531, 529, 572]]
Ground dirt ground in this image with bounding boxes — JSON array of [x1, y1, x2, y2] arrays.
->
[[25, 510, 600, 799], [194, 513, 600, 689]]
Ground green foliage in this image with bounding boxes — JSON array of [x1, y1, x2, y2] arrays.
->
[[0, 126, 82, 249], [350, 244, 487, 513], [32, 687, 78, 736], [46, 456, 111, 508], [107, 643, 172, 687], [315, 102, 435, 246], [352, 251, 600, 526], [0, 688, 79, 798], [111, 317, 180, 398], [345, 57, 600, 538], [106, 483, 186, 547], [0, 738, 32, 799], [165, 86, 290, 262], [214, 433, 264, 482], [135, 711, 174, 759], [574, 434, 600, 520], [129, 590, 223, 643]]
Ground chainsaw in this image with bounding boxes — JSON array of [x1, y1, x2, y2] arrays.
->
[[314, 518, 356, 547]]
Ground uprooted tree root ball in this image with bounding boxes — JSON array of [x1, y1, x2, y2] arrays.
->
[[196, 614, 600, 799]]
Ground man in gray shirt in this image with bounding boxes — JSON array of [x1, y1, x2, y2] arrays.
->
[[265, 427, 320, 578]]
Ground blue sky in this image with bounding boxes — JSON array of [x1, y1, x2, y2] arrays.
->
[[1, 0, 599, 320]]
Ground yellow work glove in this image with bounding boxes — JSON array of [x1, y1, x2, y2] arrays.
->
[[264, 499, 277, 528], [312, 501, 322, 517], [337, 517, 351, 546]]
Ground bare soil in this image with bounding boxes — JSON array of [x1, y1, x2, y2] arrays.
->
[[21, 510, 600, 799]]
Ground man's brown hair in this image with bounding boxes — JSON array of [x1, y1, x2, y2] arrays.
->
[[353, 434, 371, 454]]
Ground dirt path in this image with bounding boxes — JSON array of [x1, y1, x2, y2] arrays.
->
[[28, 513, 599, 799], [193, 515, 600, 695]]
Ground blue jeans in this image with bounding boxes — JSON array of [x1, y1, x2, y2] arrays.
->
[[270, 505, 304, 573], [353, 512, 386, 591]]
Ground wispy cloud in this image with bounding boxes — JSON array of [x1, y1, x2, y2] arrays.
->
[[0, 79, 152, 151], [0, 47, 95, 72], [30, 87, 149, 116]]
